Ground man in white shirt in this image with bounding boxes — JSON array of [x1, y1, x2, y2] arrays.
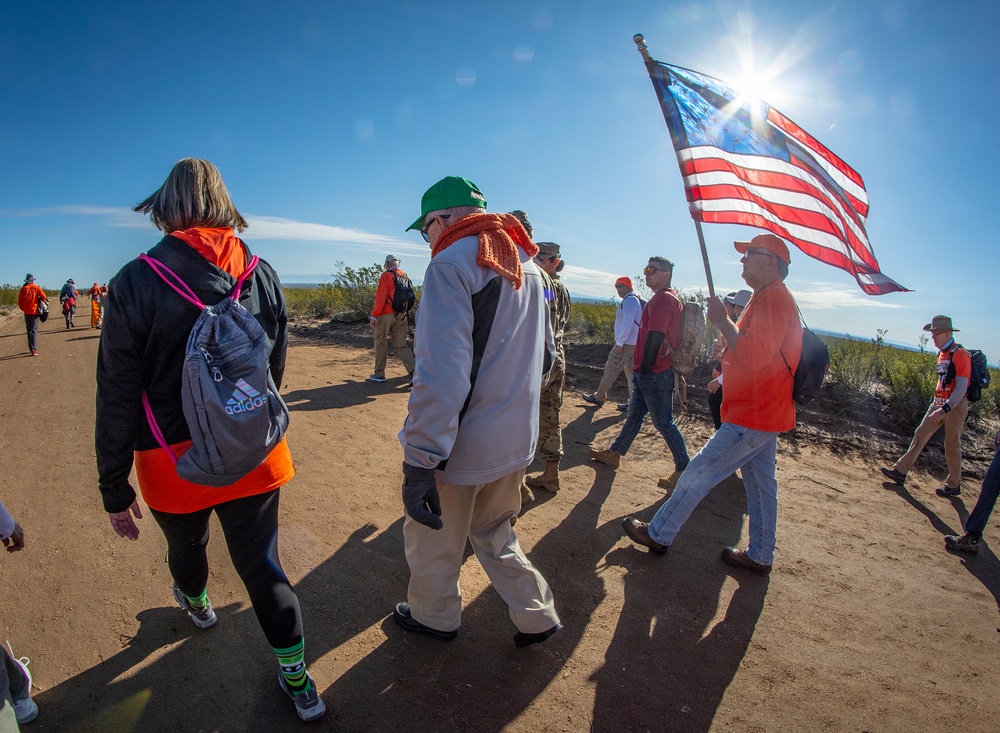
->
[[583, 277, 642, 410]]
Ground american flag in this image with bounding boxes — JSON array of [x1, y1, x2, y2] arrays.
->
[[645, 60, 907, 295]]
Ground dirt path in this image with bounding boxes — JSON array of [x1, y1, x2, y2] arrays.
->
[[1, 313, 998, 732]]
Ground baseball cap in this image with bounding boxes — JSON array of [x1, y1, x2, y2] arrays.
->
[[724, 289, 752, 308], [385, 254, 399, 264], [407, 176, 487, 231], [734, 233, 790, 265], [615, 276, 633, 290], [535, 242, 560, 258]]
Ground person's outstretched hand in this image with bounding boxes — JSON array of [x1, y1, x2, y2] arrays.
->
[[3, 522, 25, 552], [109, 500, 143, 540], [401, 462, 443, 530]]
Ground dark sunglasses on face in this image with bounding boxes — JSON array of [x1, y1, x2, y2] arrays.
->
[[643, 265, 662, 275], [420, 214, 451, 242]]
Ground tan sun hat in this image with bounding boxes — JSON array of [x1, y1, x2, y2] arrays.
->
[[923, 315, 958, 333]]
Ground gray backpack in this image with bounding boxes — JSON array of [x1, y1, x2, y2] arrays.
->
[[140, 253, 289, 487]]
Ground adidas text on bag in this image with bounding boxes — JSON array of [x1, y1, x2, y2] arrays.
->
[[391, 272, 416, 314], [139, 253, 289, 487]]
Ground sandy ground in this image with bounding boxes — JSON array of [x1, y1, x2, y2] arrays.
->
[[1, 310, 999, 733]]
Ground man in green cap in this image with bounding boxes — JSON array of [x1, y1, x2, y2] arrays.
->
[[394, 176, 563, 648]]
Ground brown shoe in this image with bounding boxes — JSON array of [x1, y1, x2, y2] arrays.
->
[[526, 461, 560, 493], [720, 546, 772, 575], [622, 517, 668, 555], [590, 448, 621, 469], [519, 481, 535, 506], [657, 469, 683, 491]]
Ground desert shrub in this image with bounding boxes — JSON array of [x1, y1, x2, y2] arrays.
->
[[567, 300, 616, 344], [882, 350, 937, 434], [284, 262, 391, 320], [0, 284, 18, 307], [283, 283, 350, 318]]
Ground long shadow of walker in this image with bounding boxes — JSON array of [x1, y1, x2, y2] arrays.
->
[[883, 480, 1000, 613], [591, 473, 768, 733]]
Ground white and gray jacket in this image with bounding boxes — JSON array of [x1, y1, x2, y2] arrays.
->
[[401, 235, 554, 485]]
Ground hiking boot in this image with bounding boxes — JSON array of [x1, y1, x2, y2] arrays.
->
[[172, 584, 218, 629], [622, 517, 668, 555], [936, 486, 961, 497], [879, 467, 906, 485], [721, 547, 772, 575], [944, 532, 981, 555], [590, 448, 621, 469], [526, 461, 560, 493], [7, 647, 37, 725], [278, 671, 327, 722], [519, 481, 535, 506], [657, 469, 683, 491], [368, 373, 387, 383], [582, 393, 605, 407]]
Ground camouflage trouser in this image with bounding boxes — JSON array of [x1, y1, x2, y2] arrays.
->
[[536, 354, 566, 462]]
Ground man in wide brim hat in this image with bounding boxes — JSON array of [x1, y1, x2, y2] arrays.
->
[[881, 314, 971, 496]]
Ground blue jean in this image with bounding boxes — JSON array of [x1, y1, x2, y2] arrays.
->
[[611, 370, 690, 471], [966, 445, 1000, 540], [647, 422, 780, 565], [23, 314, 38, 352]]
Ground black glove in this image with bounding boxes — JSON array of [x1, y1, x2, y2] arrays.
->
[[401, 462, 443, 530]]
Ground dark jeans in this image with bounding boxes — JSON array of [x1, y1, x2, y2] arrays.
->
[[707, 386, 723, 430], [966, 446, 1000, 540], [611, 370, 690, 471], [23, 314, 38, 352], [150, 489, 303, 649]]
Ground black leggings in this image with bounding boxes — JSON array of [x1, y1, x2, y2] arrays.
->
[[150, 490, 302, 649]]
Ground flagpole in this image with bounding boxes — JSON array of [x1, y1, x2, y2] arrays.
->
[[634, 34, 717, 300]]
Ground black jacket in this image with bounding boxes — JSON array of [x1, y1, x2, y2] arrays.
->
[[95, 235, 288, 513]]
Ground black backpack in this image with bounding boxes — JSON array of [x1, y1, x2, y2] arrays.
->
[[781, 321, 830, 407], [947, 346, 990, 403], [391, 272, 415, 314]]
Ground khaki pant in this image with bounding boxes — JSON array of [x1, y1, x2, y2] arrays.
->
[[372, 313, 414, 378], [403, 469, 559, 634], [594, 343, 634, 401], [894, 398, 969, 489]]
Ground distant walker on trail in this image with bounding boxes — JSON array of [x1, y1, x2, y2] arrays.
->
[[16, 273, 47, 356], [880, 315, 971, 497], [582, 276, 642, 413], [368, 254, 416, 384]]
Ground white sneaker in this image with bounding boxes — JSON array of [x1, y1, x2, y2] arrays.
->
[[5, 643, 38, 725], [278, 671, 326, 721], [172, 584, 218, 629]]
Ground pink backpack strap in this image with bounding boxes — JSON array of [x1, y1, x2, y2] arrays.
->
[[231, 255, 259, 300], [139, 254, 206, 310], [142, 390, 178, 464]]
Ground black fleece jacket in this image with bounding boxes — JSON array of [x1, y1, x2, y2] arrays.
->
[[95, 235, 288, 513]]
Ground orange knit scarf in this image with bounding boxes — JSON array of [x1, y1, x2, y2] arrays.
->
[[431, 212, 538, 290]]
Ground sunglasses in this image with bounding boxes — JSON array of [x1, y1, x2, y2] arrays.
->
[[743, 249, 774, 259], [643, 265, 664, 275], [420, 213, 451, 242]]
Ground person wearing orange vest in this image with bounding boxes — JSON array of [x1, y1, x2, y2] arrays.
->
[[88, 283, 102, 328], [622, 233, 802, 575], [880, 315, 971, 496], [368, 254, 415, 383], [16, 274, 47, 356]]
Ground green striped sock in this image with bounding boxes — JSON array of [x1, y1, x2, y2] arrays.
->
[[273, 639, 308, 693], [184, 589, 209, 610]]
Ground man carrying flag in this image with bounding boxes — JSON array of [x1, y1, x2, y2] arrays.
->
[[622, 233, 801, 575]]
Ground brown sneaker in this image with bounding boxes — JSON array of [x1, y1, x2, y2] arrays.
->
[[657, 470, 684, 491], [720, 546, 772, 575], [590, 448, 621, 469], [621, 517, 668, 555]]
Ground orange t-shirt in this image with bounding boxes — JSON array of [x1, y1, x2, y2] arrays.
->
[[720, 281, 802, 432], [133, 227, 294, 513]]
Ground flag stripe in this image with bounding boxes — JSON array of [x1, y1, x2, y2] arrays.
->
[[678, 148, 875, 268], [646, 60, 906, 294], [766, 107, 869, 215]]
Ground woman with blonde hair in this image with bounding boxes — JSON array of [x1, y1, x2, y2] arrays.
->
[[95, 158, 325, 722]]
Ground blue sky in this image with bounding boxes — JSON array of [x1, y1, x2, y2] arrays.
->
[[2, 0, 998, 357]]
